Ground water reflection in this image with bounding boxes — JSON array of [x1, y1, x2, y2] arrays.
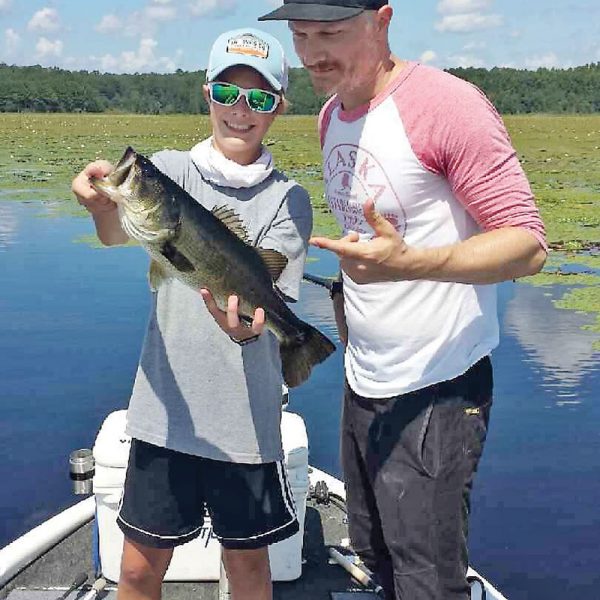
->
[[504, 283, 598, 400], [299, 279, 337, 335], [1, 201, 599, 599], [0, 202, 18, 250]]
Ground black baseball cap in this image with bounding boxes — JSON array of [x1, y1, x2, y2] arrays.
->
[[258, 0, 388, 22]]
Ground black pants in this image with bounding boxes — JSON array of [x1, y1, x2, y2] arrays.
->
[[341, 357, 493, 600]]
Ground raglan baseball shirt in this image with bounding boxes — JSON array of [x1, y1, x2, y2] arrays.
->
[[319, 62, 546, 399]]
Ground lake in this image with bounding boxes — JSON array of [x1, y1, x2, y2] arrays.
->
[[0, 199, 598, 599]]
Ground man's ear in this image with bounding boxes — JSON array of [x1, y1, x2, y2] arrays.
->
[[377, 4, 393, 32], [202, 84, 210, 104]]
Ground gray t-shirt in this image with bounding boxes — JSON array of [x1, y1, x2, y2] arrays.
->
[[125, 149, 313, 463]]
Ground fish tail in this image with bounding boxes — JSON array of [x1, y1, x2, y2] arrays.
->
[[280, 324, 336, 388]]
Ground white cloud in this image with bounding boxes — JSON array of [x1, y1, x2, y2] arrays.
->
[[436, 0, 501, 34], [188, 0, 237, 18], [463, 40, 486, 51], [96, 15, 123, 34], [437, 0, 492, 14], [447, 53, 486, 68], [28, 8, 61, 32], [524, 52, 560, 69], [114, 2, 180, 38], [96, 0, 237, 41], [146, 0, 177, 22], [420, 50, 437, 64], [35, 37, 63, 59], [435, 12, 502, 33], [4, 28, 20, 54], [99, 38, 177, 73]]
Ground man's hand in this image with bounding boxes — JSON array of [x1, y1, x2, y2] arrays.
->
[[200, 290, 265, 342], [72, 160, 116, 215], [310, 199, 547, 285], [310, 199, 417, 284]]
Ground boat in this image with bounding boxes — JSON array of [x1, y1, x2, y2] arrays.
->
[[0, 406, 507, 600]]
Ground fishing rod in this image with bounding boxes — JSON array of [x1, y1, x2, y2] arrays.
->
[[54, 572, 88, 600], [80, 577, 107, 600], [328, 547, 384, 598], [302, 272, 334, 291]]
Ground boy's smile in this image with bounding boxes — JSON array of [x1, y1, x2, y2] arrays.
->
[[204, 65, 280, 166]]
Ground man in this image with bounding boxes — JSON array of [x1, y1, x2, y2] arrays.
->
[[259, 2, 547, 599]]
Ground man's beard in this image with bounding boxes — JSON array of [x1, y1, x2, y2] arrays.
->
[[306, 64, 340, 97], [308, 52, 381, 100]]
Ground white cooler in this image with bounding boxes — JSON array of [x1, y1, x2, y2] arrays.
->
[[92, 410, 309, 583]]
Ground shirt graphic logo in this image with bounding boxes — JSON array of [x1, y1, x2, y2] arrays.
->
[[324, 144, 406, 237]]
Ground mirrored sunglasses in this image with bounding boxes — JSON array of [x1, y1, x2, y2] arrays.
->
[[208, 82, 281, 114]]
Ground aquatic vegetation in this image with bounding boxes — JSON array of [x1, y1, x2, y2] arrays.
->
[[1, 113, 599, 244], [505, 114, 600, 250], [556, 286, 600, 351], [1, 113, 598, 348]]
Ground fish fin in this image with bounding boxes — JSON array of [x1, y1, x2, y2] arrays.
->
[[148, 260, 170, 291], [212, 205, 251, 243], [279, 325, 336, 388], [160, 241, 195, 272], [257, 249, 288, 282]]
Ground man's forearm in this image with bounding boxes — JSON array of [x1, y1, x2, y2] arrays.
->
[[413, 227, 547, 285]]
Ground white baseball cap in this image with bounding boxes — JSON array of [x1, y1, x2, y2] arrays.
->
[[206, 28, 289, 93]]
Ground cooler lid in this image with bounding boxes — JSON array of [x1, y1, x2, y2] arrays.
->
[[93, 410, 131, 469]]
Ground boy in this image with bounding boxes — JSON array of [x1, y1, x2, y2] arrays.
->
[[72, 29, 311, 600]]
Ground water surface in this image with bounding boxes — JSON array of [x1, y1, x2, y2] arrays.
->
[[0, 201, 598, 599]]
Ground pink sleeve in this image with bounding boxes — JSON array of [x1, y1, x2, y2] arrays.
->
[[394, 66, 547, 250], [318, 96, 339, 149]]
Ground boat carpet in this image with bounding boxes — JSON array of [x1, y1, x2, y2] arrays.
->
[[6, 592, 380, 600], [2, 501, 361, 600]]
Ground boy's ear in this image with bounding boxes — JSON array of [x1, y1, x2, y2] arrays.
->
[[202, 84, 210, 103], [276, 97, 288, 116]]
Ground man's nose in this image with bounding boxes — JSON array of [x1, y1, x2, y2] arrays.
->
[[297, 39, 326, 67]]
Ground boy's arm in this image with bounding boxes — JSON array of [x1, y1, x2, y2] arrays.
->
[[260, 185, 313, 302], [72, 160, 129, 246]]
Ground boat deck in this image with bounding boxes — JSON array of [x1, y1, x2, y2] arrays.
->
[[1, 499, 371, 600]]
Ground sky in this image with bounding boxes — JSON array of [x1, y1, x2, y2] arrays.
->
[[0, 0, 599, 74]]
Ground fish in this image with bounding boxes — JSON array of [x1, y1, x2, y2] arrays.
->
[[90, 146, 336, 388]]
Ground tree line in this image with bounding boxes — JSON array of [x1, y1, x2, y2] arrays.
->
[[1, 62, 600, 115]]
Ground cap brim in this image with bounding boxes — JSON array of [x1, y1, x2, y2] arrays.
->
[[258, 3, 364, 22], [207, 59, 284, 92]]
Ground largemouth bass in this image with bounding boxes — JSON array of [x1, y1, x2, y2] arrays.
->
[[90, 147, 335, 388]]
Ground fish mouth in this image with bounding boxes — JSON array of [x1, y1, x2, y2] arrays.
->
[[111, 146, 137, 186], [89, 146, 137, 203]]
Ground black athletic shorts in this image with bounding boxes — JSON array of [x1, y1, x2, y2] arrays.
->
[[117, 439, 299, 550]]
